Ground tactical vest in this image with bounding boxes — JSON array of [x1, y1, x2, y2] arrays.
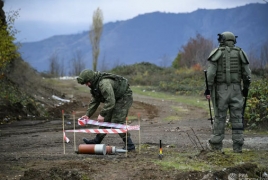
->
[[91, 72, 129, 101], [216, 46, 242, 85]]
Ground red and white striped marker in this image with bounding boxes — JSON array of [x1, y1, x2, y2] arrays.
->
[[65, 129, 127, 134], [64, 118, 140, 143], [63, 132, 70, 143], [78, 118, 140, 130]]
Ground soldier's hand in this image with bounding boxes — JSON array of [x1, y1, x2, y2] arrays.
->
[[242, 88, 249, 97], [204, 89, 210, 96], [97, 115, 104, 122], [81, 115, 89, 119]]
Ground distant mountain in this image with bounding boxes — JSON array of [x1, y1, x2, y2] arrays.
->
[[18, 3, 268, 72]]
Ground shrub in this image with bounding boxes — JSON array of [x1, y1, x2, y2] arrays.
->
[[245, 78, 268, 130]]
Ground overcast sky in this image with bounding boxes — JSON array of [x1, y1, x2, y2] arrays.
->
[[3, 0, 264, 42]]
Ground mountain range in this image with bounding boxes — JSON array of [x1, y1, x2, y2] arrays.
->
[[18, 3, 268, 72]]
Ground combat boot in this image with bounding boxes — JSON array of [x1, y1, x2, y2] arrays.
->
[[83, 134, 106, 144], [122, 137, 135, 151], [206, 140, 223, 153], [233, 144, 242, 153]]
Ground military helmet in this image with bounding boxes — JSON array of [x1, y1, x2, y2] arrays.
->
[[217, 31, 237, 44], [77, 69, 95, 85]]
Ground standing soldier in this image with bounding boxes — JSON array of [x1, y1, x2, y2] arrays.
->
[[76, 69, 135, 151], [204, 31, 251, 153]]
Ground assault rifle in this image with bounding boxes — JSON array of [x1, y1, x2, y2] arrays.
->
[[241, 97, 247, 130], [204, 70, 213, 125], [241, 87, 249, 130]]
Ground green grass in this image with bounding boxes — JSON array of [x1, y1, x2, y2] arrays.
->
[[44, 78, 89, 94], [164, 116, 183, 121], [132, 86, 207, 109], [154, 148, 268, 172], [244, 129, 268, 135]]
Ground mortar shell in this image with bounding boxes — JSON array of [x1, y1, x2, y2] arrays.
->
[[78, 144, 106, 155]]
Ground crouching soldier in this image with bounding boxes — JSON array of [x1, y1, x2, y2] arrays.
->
[[76, 69, 135, 151]]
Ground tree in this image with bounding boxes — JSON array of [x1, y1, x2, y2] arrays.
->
[[0, 6, 20, 74], [89, 7, 103, 71], [260, 40, 268, 68], [248, 40, 268, 76], [99, 54, 109, 71], [69, 50, 85, 76], [159, 54, 170, 68], [176, 33, 214, 69], [172, 52, 181, 69], [60, 57, 65, 77], [247, 45, 260, 71], [48, 52, 60, 77]]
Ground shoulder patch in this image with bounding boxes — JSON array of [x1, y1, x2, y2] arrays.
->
[[208, 48, 222, 61]]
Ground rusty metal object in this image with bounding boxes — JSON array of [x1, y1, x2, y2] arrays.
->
[[78, 144, 106, 155]]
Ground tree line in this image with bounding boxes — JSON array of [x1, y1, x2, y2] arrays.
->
[[172, 33, 268, 75], [46, 32, 268, 77]]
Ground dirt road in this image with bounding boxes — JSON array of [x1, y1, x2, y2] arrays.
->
[[0, 94, 267, 180]]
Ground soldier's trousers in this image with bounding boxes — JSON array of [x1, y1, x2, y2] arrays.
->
[[210, 83, 244, 150], [98, 87, 133, 140]]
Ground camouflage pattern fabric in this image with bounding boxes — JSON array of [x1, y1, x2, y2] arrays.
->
[[84, 71, 133, 140], [96, 87, 133, 140]]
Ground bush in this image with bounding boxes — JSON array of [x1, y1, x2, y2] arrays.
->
[[110, 62, 164, 86], [245, 78, 268, 130], [157, 68, 205, 95], [110, 63, 205, 96], [111, 63, 268, 131]]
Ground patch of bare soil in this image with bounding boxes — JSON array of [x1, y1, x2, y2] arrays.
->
[[0, 94, 267, 180]]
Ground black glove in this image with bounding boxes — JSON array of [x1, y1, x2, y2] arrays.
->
[[204, 89, 210, 96], [242, 88, 249, 97]]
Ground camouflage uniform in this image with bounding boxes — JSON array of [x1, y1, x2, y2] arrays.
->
[[206, 32, 251, 153], [77, 70, 135, 150]]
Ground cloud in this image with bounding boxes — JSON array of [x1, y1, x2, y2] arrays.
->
[[3, 0, 263, 42], [4, 0, 262, 24]]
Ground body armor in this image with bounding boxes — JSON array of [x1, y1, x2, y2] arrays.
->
[[90, 72, 129, 101], [216, 47, 242, 85], [206, 31, 251, 153]]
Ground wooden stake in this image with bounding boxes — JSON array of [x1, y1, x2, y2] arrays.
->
[[73, 111, 76, 151], [62, 110, 65, 154], [138, 113, 141, 154], [125, 117, 128, 157]]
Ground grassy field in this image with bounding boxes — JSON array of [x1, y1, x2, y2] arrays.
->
[[130, 85, 268, 177], [131, 86, 207, 109]]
